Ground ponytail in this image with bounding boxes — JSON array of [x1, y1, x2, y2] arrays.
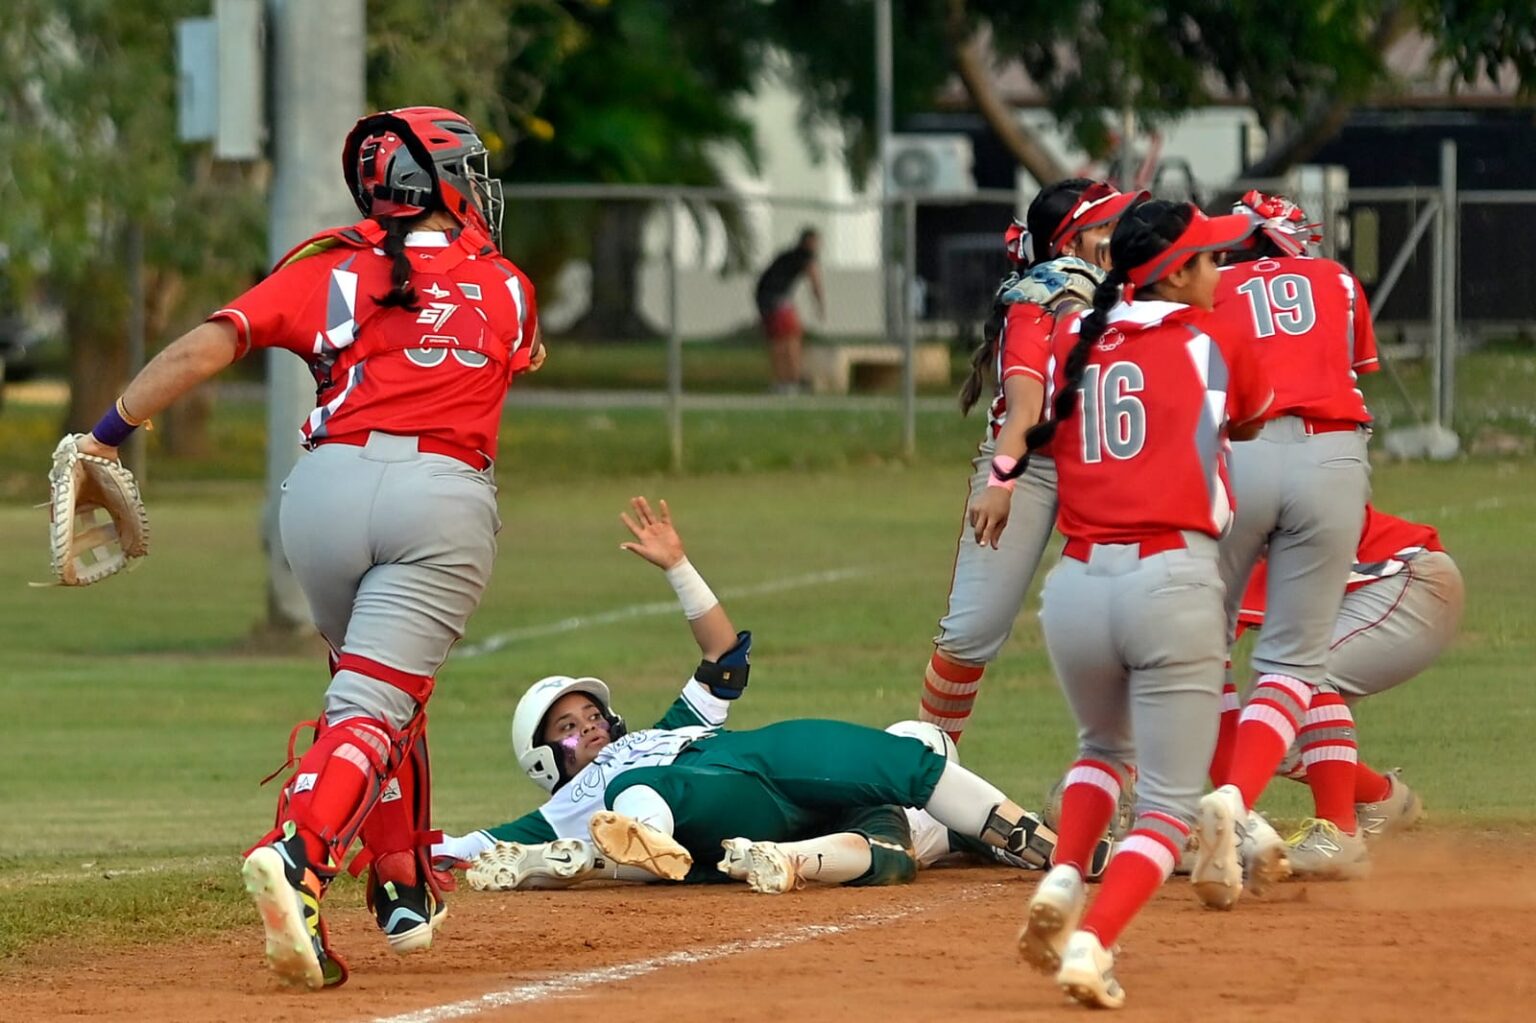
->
[[959, 292, 1010, 415], [373, 215, 422, 311]]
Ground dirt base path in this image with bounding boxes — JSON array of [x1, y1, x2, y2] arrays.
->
[[6, 832, 1534, 1022]]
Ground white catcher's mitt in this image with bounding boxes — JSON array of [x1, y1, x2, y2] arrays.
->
[[44, 434, 150, 586]]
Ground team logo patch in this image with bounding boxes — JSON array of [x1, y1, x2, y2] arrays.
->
[[416, 302, 459, 330], [1096, 328, 1126, 352], [293, 772, 318, 794], [422, 281, 451, 299], [379, 778, 402, 803]]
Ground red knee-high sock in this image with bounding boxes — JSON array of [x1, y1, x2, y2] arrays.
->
[[1224, 674, 1312, 810], [1354, 761, 1392, 804], [1207, 668, 1240, 787], [1300, 691, 1360, 832], [920, 653, 986, 744], [1051, 759, 1124, 873], [279, 716, 396, 867], [1080, 812, 1190, 948]]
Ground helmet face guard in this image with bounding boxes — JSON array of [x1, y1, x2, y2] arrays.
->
[[343, 106, 504, 246]]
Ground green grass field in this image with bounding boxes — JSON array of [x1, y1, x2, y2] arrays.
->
[[1, 388, 1533, 961]]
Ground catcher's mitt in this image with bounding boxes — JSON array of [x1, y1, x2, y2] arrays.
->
[[43, 434, 150, 586]]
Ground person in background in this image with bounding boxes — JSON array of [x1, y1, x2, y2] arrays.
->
[[754, 227, 826, 395]]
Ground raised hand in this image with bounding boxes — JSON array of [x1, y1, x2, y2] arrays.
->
[[619, 496, 686, 569]]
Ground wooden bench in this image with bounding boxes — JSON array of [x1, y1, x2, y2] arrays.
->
[[803, 343, 951, 395]]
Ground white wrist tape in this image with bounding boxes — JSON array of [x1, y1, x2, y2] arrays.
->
[[665, 557, 718, 620]]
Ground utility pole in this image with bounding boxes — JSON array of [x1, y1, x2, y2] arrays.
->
[[261, 0, 365, 634]]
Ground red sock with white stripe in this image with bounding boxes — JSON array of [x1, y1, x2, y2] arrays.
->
[[1354, 761, 1392, 804], [1207, 668, 1240, 786], [1224, 674, 1312, 810], [1080, 812, 1189, 948], [1051, 759, 1123, 873], [1300, 691, 1360, 832], [920, 653, 985, 744]]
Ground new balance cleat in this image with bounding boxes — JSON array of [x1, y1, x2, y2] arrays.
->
[[1285, 818, 1371, 879], [1191, 785, 1244, 910], [1017, 864, 1086, 975], [589, 811, 693, 881], [1056, 930, 1125, 1010], [242, 827, 347, 991], [1238, 810, 1291, 894], [467, 839, 599, 891], [368, 851, 447, 954], [1356, 770, 1425, 839], [717, 837, 754, 881]]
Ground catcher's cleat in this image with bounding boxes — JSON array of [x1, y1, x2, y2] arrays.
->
[[242, 828, 348, 991], [1191, 785, 1244, 910], [1356, 770, 1424, 839], [367, 851, 447, 955], [1285, 818, 1371, 879], [1018, 864, 1086, 975], [743, 842, 803, 895], [466, 839, 599, 891], [1238, 810, 1291, 894], [588, 811, 692, 881], [1056, 930, 1126, 1010], [717, 837, 754, 881]]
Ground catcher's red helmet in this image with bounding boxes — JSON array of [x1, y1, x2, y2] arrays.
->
[[343, 106, 504, 245], [1232, 189, 1322, 258]]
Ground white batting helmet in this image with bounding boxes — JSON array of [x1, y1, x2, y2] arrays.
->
[[884, 720, 960, 765], [511, 675, 627, 792]]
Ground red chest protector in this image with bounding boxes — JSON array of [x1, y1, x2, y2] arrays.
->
[[276, 220, 534, 394]]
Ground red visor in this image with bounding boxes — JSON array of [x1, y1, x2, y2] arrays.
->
[[1125, 210, 1259, 291], [1048, 184, 1149, 255]]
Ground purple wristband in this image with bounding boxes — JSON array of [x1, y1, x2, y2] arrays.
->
[[90, 404, 137, 447]]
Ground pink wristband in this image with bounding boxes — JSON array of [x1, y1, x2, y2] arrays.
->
[[987, 454, 1018, 492]]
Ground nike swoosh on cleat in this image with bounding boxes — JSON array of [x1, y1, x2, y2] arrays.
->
[[383, 907, 428, 932]]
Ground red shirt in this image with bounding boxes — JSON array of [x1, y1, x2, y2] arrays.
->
[[1047, 300, 1273, 544], [1237, 506, 1445, 628], [1210, 256, 1377, 424], [987, 302, 1055, 438], [211, 227, 538, 461]]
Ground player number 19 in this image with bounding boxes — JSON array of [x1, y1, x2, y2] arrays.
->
[[1236, 273, 1317, 338]]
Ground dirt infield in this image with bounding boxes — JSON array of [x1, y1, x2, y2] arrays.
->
[[5, 831, 1534, 1022]]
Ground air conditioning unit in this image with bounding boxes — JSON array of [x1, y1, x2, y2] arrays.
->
[[886, 134, 976, 196]]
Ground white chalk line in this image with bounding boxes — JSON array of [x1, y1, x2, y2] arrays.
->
[[0, 854, 230, 890], [364, 883, 1003, 1023], [455, 566, 872, 659]]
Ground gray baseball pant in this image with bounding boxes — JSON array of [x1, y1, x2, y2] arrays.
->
[[1038, 534, 1227, 824], [1219, 418, 1370, 686], [278, 432, 500, 730], [933, 440, 1058, 665], [1326, 551, 1464, 699]]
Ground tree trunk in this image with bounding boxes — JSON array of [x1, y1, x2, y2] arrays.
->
[[62, 264, 131, 433], [945, 0, 1071, 185], [566, 200, 659, 340], [142, 270, 215, 459]]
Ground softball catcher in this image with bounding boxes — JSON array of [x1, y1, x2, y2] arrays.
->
[[1010, 198, 1272, 1009], [921, 180, 1143, 743], [60, 106, 543, 991], [1230, 504, 1462, 876]]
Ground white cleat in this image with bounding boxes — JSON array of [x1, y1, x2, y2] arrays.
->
[[1357, 771, 1425, 839], [1017, 864, 1086, 975], [1238, 810, 1291, 894], [1056, 930, 1126, 1010], [466, 839, 598, 891], [242, 847, 325, 992], [744, 842, 803, 895], [1191, 785, 1244, 910], [589, 811, 693, 882], [717, 837, 754, 881], [1286, 818, 1371, 879]]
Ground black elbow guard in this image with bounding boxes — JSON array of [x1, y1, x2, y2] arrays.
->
[[694, 630, 751, 700]]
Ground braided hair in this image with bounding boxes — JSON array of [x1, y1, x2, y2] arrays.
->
[[959, 178, 1098, 416], [1011, 199, 1197, 467], [373, 213, 429, 311]]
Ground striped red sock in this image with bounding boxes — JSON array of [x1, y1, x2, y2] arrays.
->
[[1301, 691, 1359, 832], [1051, 759, 1125, 873], [919, 653, 985, 743], [1207, 670, 1240, 787], [1224, 674, 1312, 810], [1354, 761, 1392, 804], [1080, 812, 1189, 948]]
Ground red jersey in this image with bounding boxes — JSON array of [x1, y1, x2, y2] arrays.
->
[[987, 302, 1055, 438], [211, 224, 538, 461], [1210, 256, 1377, 424], [1237, 506, 1445, 628], [1048, 300, 1273, 544]]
